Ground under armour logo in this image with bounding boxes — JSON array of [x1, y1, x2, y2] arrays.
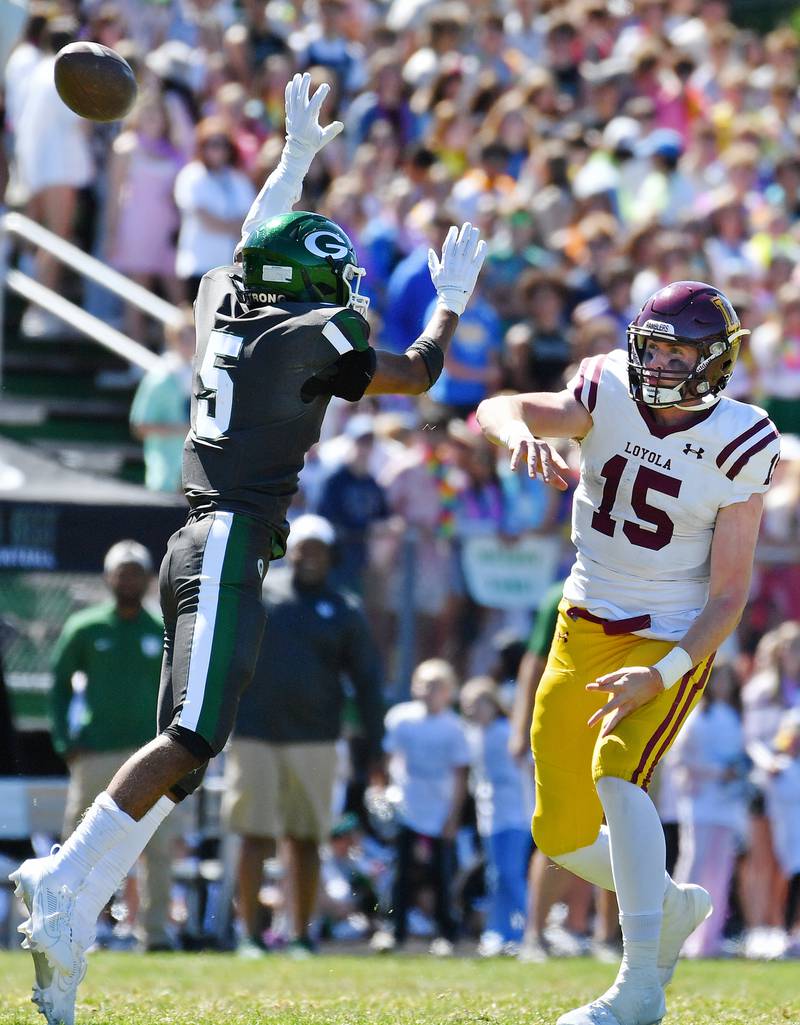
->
[[683, 443, 704, 459]]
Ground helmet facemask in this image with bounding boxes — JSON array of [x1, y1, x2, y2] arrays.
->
[[342, 262, 369, 316], [627, 310, 748, 408]]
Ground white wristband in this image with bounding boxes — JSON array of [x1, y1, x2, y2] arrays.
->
[[653, 646, 694, 690]]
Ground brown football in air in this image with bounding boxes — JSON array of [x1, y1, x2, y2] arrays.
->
[[54, 42, 137, 122]]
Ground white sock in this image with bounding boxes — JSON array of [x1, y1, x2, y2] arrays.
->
[[551, 826, 681, 906], [51, 792, 137, 891], [74, 797, 174, 941], [596, 776, 664, 978], [552, 825, 615, 890]]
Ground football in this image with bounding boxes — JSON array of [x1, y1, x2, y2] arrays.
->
[[54, 42, 137, 122]]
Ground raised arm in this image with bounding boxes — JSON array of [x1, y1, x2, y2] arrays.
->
[[476, 389, 592, 490], [235, 72, 343, 260], [366, 223, 487, 396]]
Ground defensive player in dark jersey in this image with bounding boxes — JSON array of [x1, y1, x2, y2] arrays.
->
[[11, 73, 486, 1025]]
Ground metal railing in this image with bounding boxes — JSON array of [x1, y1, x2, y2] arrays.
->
[[0, 211, 183, 387]]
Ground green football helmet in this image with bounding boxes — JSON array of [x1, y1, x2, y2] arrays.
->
[[240, 211, 369, 315]]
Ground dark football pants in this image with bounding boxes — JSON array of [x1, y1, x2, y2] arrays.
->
[[156, 511, 273, 799]]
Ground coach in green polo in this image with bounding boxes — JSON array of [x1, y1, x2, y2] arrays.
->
[[49, 539, 175, 951]]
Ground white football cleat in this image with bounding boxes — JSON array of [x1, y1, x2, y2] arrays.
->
[[11, 856, 80, 975], [10, 859, 55, 999], [42, 950, 87, 1025], [658, 883, 712, 986], [557, 974, 665, 1025]]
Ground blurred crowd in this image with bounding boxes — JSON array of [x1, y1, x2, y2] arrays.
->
[[2, 0, 800, 964]]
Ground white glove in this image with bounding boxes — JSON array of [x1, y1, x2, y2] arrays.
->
[[427, 222, 487, 316], [284, 72, 344, 158]]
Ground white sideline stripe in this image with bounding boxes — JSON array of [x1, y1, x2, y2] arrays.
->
[[322, 320, 353, 355], [178, 511, 233, 733]]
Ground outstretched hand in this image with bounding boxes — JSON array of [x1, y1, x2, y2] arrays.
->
[[428, 222, 487, 316], [586, 666, 664, 736], [285, 72, 343, 153], [503, 422, 569, 489]]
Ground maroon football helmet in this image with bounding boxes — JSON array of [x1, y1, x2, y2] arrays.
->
[[627, 280, 748, 407]]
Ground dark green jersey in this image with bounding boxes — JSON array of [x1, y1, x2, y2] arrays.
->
[[182, 267, 375, 555]]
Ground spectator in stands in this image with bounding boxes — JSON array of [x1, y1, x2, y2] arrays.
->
[[13, 18, 94, 339], [318, 811, 383, 942], [105, 90, 185, 342], [289, 0, 367, 98], [374, 658, 470, 955], [671, 661, 749, 958], [427, 279, 504, 419], [221, 514, 384, 957], [129, 309, 194, 493], [49, 540, 176, 951], [740, 622, 800, 955], [174, 117, 255, 302], [505, 270, 572, 393], [765, 708, 800, 952], [317, 415, 390, 594], [460, 675, 533, 956]]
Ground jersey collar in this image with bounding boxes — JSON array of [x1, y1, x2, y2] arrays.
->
[[634, 399, 720, 439]]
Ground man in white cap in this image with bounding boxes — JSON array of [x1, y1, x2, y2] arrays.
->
[[222, 514, 384, 957]]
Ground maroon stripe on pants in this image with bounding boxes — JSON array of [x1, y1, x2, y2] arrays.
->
[[630, 669, 693, 786], [642, 657, 715, 790]]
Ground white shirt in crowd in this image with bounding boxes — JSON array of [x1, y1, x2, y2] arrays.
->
[[765, 757, 800, 877], [174, 161, 255, 278], [671, 701, 749, 838], [465, 717, 534, 837], [383, 700, 471, 837], [13, 56, 93, 196]]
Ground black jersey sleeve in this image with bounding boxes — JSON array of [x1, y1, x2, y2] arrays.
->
[[301, 347, 377, 402], [301, 307, 375, 402]]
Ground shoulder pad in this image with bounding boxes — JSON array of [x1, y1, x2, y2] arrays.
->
[[567, 352, 612, 413], [321, 307, 371, 354], [716, 410, 780, 498]]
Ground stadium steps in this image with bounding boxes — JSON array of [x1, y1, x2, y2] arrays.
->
[[1, 291, 146, 483]]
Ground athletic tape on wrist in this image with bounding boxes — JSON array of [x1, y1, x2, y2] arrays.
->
[[406, 336, 445, 387], [653, 646, 694, 690]]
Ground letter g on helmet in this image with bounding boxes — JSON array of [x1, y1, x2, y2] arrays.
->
[[240, 211, 369, 315]]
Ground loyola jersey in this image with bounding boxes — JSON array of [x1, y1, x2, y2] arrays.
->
[[182, 267, 374, 555], [563, 350, 780, 640]]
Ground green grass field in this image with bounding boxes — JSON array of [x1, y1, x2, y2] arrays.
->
[[1, 951, 799, 1025]]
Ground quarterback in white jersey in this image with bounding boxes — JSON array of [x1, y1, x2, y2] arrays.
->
[[478, 281, 779, 1025], [566, 347, 779, 641]]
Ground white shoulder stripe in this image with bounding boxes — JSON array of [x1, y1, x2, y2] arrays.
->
[[322, 320, 353, 355]]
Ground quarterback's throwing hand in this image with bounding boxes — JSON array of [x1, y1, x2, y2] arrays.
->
[[586, 666, 664, 736], [428, 222, 487, 316], [504, 422, 569, 490], [285, 72, 343, 153]]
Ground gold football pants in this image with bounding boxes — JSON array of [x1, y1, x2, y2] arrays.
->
[[531, 601, 713, 858]]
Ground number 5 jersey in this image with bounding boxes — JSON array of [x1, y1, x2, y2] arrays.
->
[[182, 268, 376, 558], [563, 349, 780, 640]]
